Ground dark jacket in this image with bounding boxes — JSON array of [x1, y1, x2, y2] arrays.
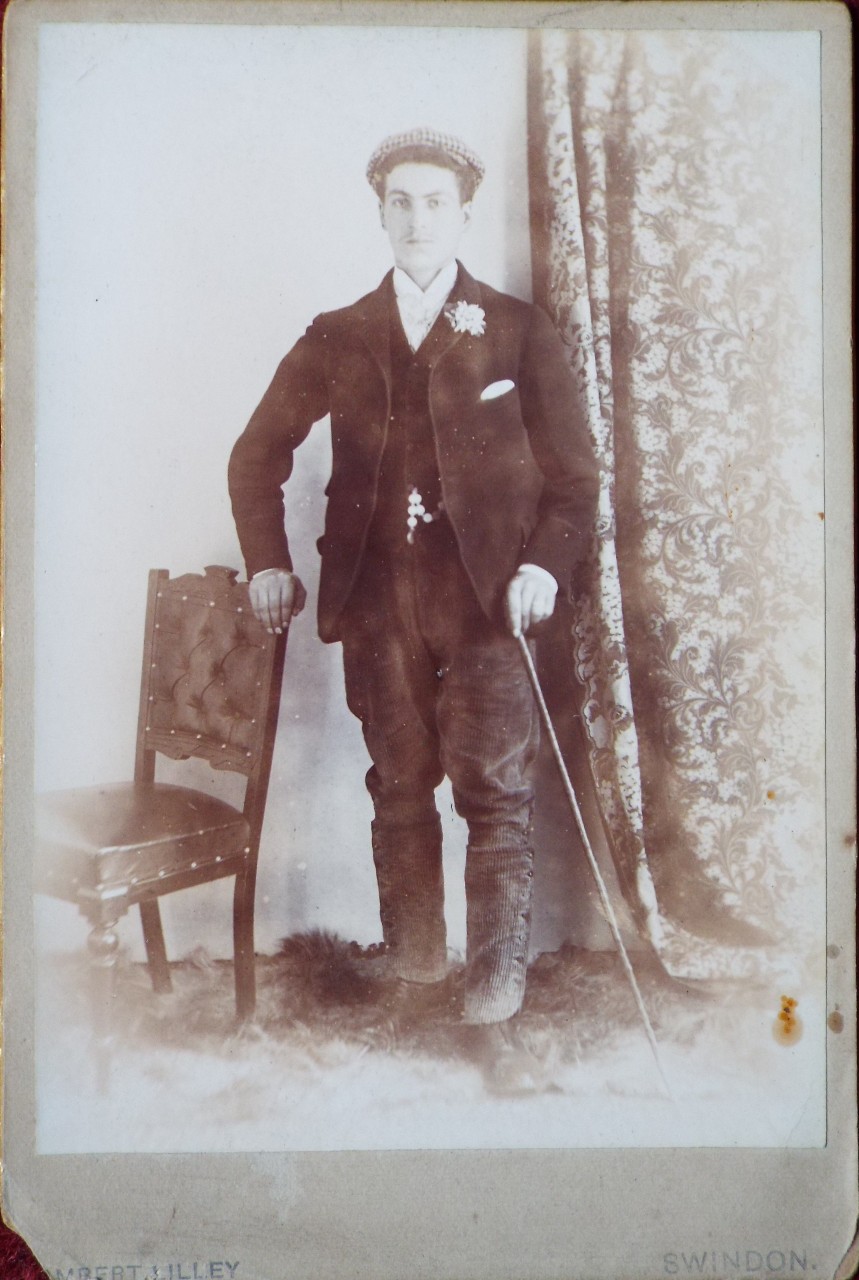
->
[[229, 264, 599, 642]]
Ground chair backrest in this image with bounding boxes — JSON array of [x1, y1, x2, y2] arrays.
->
[[134, 566, 287, 840]]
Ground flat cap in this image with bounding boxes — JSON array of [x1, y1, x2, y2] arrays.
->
[[366, 127, 485, 198]]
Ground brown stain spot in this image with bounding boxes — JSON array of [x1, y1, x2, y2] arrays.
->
[[828, 1010, 844, 1034], [844, 831, 856, 848], [817, 511, 825, 520], [773, 994, 803, 1045], [827, 943, 841, 959], [766, 789, 776, 801]]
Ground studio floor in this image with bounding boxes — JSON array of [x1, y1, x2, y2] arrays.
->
[[35, 933, 825, 1153]]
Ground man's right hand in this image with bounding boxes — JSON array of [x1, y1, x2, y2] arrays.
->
[[249, 568, 307, 634]]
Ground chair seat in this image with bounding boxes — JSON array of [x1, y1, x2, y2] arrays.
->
[[36, 782, 250, 903]]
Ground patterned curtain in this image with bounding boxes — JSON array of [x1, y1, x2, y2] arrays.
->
[[528, 30, 824, 981]]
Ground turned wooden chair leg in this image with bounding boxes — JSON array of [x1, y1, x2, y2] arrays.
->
[[86, 916, 121, 1094], [233, 863, 258, 1022], [139, 898, 172, 993]]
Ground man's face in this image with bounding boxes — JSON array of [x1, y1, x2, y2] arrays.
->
[[380, 162, 471, 287]]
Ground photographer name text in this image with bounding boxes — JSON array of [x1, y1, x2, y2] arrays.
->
[[54, 1264, 240, 1280]]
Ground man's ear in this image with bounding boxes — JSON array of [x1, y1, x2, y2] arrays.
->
[[378, 201, 386, 230], [462, 202, 473, 228]]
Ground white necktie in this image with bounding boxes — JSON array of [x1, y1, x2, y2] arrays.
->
[[397, 293, 443, 351]]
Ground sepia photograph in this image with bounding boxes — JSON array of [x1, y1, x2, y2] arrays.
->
[[2, 1, 854, 1277]]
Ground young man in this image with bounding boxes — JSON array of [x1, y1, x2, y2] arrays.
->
[[229, 128, 598, 1087]]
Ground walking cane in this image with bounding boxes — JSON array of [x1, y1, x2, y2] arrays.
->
[[515, 633, 673, 1099]]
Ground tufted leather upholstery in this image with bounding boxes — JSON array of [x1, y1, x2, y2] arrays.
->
[[141, 566, 275, 774]]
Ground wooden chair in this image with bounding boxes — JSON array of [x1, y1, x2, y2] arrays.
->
[[35, 566, 287, 1081]]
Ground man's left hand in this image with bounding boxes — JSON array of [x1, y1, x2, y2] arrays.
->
[[504, 566, 558, 637]]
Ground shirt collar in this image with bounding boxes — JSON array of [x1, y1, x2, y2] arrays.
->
[[392, 260, 459, 308]]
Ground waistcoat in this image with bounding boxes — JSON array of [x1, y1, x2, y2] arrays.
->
[[365, 296, 447, 552]]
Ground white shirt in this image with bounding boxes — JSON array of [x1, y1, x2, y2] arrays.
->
[[393, 261, 458, 352]]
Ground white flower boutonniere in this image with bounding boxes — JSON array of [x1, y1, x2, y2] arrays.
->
[[446, 301, 486, 337]]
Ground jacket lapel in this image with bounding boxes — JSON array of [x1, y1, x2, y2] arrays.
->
[[420, 261, 483, 368], [355, 272, 393, 386], [354, 261, 483, 370]]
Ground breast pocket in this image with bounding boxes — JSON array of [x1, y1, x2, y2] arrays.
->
[[479, 378, 516, 402]]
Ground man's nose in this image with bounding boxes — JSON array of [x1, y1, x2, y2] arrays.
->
[[410, 204, 430, 233]]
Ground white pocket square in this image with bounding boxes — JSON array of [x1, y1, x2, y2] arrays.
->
[[480, 379, 516, 401]]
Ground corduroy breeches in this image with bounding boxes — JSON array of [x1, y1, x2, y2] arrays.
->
[[340, 519, 539, 1024]]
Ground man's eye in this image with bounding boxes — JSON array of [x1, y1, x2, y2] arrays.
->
[[428, 199, 440, 209]]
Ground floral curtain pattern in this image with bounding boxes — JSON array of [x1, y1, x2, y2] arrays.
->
[[529, 30, 824, 980]]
